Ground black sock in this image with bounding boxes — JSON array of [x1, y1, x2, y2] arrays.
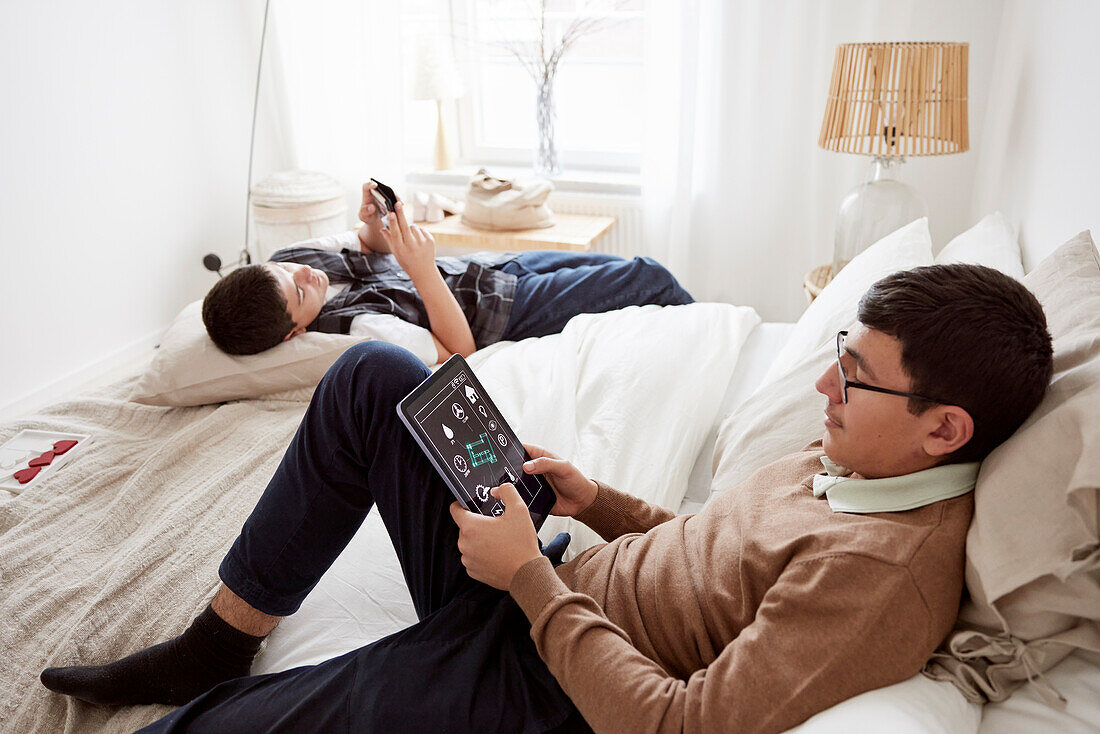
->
[[40, 604, 265, 706], [540, 531, 571, 566]]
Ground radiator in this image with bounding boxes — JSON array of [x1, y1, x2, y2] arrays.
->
[[543, 192, 645, 257], [411, 184, 645, 258]]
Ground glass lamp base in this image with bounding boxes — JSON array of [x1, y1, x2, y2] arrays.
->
[[832, 157, 927, 275]]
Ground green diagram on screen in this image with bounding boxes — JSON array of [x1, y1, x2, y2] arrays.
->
[[465, 432, 498, 467]]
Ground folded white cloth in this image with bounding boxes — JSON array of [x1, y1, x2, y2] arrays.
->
[[411, 191, 430, 222], [411, 192, 463, 223], [461, 169, 555, 231]]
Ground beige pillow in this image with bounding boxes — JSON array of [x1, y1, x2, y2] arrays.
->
[[926, 231, 1100, 703], [130, 300, 371, 407]]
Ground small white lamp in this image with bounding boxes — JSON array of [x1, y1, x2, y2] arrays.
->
[[412, 42, 465, 171]]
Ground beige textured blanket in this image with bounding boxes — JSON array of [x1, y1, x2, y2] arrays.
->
[[0, 376, 309, 733]]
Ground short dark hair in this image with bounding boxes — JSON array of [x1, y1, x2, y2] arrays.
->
[[857, 264, 1053, 464], [201, 265, 295, 355]]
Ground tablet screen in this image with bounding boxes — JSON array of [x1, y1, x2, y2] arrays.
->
[[398, 356, 555, 526]]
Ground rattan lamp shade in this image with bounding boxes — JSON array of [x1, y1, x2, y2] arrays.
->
[[819, 42, 969, 158]]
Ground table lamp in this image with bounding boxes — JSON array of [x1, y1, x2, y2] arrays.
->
[[412, 41, 465, 171], [819, 42, 968, 276]]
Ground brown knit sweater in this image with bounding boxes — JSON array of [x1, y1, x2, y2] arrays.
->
[[509, 442, 973, 733]]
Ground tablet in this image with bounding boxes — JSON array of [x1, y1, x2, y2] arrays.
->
[[397, 354, 555, 530]]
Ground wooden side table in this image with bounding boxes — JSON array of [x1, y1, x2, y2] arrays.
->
[[421, 213, 615, 252]]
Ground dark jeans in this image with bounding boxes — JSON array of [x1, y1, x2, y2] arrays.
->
[[139, 343, 591, 733], [500, 251, 694, 341]]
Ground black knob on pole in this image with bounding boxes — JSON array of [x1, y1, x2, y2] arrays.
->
[[203, 253, 223, 274]]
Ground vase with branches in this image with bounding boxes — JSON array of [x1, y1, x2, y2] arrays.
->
[[498, 1, 626, 176]]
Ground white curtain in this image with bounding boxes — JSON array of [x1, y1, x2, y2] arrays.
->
[[258, 0, 408, 225], [641, 0, 1003, 321]]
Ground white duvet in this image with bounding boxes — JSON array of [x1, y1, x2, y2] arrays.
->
[[255, 302, 760, 672]]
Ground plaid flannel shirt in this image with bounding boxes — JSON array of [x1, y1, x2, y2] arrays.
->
[[268, 246, 518, 348]]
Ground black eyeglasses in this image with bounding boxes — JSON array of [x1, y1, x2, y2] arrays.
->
[[835, 331, 943, 404]]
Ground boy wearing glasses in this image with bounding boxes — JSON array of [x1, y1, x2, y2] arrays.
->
[[200, 182, 693, 363], [43, 265, 1053, 734]]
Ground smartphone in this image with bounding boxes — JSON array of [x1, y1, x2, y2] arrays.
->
[[370, 177, 398, 228]]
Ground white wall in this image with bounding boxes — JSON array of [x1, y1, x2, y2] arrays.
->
[[0, 1, 287, 417], [969, 0, 1100, 269]]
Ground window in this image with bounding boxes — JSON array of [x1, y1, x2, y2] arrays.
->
[[402, 1, 643, 174]]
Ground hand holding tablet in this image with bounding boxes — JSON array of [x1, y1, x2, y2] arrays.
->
[[447, 482, 543, 591], [397, 355, 556, 529], [520, 444, 598, 518]]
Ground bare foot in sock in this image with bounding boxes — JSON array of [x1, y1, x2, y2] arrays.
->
[[40, 605, 264, 706]]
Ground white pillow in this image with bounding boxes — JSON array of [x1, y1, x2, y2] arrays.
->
[[710, 344, 833, 500], [935, 211, 1025, 279], [130, 300, 372, 407], [758, 217, 933, 389]]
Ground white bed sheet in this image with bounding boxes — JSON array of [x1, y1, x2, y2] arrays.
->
[[978, 650, 1100, 734], [791, 674, 981, 734]]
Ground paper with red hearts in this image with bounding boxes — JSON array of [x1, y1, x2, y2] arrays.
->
[[0, 430, 92, 494]]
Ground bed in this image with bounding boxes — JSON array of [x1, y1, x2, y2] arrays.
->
[[3, 221, 1099, 733], [0, 206, 1095, 734]]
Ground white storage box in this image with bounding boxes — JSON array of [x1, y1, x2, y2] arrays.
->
[[251, 170, 348, 262]]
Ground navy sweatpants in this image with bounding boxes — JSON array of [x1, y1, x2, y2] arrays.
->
[[139, 343, 591, 733]]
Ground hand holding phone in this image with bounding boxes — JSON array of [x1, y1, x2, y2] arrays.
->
[[370, 177, 399, 229], [380, 200, 437, 281], [359, 179, 398, 253]]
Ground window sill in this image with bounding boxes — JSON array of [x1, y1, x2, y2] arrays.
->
[[405, 165, 641, 197]]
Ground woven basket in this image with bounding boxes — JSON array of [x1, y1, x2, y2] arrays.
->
[[251, 170, 348, 261], [803, 264, 837, 304]]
